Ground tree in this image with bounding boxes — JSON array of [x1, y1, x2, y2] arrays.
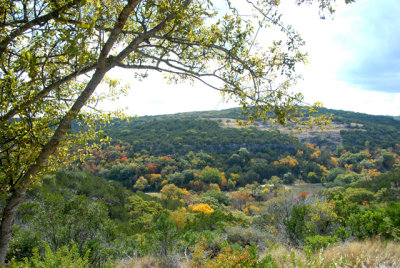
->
[[198, 166, 223, 184], [133, 176, 149, 191], [126, 194, 163, 232], [189, 203, 214, 215], [0, 0, 351, 263], [231, 190, 254, 210], [160, 183, 183, 199]]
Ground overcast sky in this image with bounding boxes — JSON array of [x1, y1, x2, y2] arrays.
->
[[100, 0, 400, 117]]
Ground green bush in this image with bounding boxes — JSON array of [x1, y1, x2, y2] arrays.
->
[[284, 205, 313, 245], [202, 190, 231, 206], [9, 242, 89, 268], [304, 235, 339, 252], [347, 207, 388, 239], [333, 226, 350, 241], [344, 188, 375, 204], [7, 227, 40, 262], [192, 195, 220, 210]]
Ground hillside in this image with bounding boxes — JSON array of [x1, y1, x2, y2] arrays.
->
[[5, 107, 400, 267], [195, 108, 400, 152], [105, 117, 298, 156], [105, 107, 400, 153], [84, 106, 400, 191]]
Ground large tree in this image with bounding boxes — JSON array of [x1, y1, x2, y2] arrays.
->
[[0, 0, 351, 263]]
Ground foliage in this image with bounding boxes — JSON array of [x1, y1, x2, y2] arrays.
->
[[192, 238, 260, 268], [304, 235, 339, 252], [314, 108, 400, 151], [231, 190, 254, 210], [8, 242, 89, 268], [202, 191, 231, 207], [105, 118, 299, 157], [199, 167, 223, 185], [126, 195, 163, 232], [352, 167, 400, 202], [285, 205, 313, 245], [347, 204, 400, 240], [149, 212, 179, 256], [189, 203, 215, 215], [225, 226, 269, 250], [192, 196, 220, 210], [7, 158, 400, 266], [344, 187, 375, 204], [5, 2, 400, 263], [133, 176, 149, 191], [160, 184, 183, 199], [5, 175, 118, 266]]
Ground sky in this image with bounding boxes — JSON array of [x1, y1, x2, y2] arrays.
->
[[100, 0, 400, 117]]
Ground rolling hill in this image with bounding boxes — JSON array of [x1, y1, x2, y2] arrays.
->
[[104, 107, 400, 154]]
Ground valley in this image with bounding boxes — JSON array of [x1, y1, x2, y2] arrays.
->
[[3, 107, 400, 267]]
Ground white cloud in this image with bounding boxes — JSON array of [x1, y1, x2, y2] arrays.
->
[[280, 0, 400, 116]]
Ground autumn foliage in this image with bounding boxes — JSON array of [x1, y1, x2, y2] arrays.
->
[[189, 203, 214, 215]]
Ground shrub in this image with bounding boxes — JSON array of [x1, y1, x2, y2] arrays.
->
[[189, 203, 215, 215], [344, 188, 375, 204], [9, 242, 89, 268], [202, 191, 231, 206], [225, 226, 269, 250], [347, 207, 387, 239], [193, 241, 260, 268], [193, 195, 220, 210], [304, 235, 339, 252], [7, 227, 40, 262], [284, 205, 313, 245]]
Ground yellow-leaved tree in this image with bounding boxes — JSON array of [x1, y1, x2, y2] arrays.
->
[[0, 0, 353, 263]]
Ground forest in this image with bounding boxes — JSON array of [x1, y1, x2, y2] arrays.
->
[[2, 108, 400, 267]]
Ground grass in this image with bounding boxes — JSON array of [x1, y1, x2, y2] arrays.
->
[[322, 239, 400, 267], [264, 238, 400, 268], [115, 239, 400, 267]]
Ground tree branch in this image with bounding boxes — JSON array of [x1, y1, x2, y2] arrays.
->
[[0, 0, 83, 56], [0, 64, 97, 122]]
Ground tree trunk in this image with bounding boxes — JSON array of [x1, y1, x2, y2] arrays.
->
[[0, 187, 27, 264], [0, 67, 107, 265]]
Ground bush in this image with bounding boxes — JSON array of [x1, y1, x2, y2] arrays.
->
[[193, 195, 220, 210], [304, 235, 339, 252], [284, 205, 313, 245], [347, 207, 388, 239], [202, 191, 231, 206], [7, 227, 40, 262], [225, 226, 269, 250], [344, 188, 375, 204], [193, 241, 261, 268], [9, 242, 89, 268]]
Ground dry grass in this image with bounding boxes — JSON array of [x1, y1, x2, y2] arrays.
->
[[263, 245, 308, 267], [115, 256, 160, 268], [116, 240, 400, 268], [263, 239, 400, 268], [323, 239, 400, 267], [115, 255, 191, 268]]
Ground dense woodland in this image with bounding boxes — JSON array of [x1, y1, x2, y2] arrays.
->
[[2, 108, 400, 267]]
